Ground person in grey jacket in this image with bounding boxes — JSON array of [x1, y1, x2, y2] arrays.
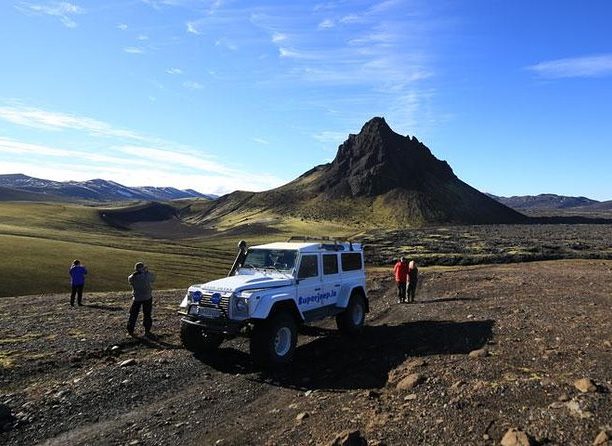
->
[[127, 262, 156, 336]]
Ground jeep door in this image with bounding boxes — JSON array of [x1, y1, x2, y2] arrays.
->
[[296, 253, 324, 319], [321, 253, 341, 306]]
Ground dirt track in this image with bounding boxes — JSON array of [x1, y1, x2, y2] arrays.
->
[[1, 260, 611, 445]]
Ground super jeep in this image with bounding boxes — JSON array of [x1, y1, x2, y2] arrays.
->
[[178, 238, 368, 367]]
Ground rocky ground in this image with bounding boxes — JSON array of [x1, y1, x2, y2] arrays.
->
[[1, 260, 610, 445]]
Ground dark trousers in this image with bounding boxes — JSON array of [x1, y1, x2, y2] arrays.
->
[[397, 282, 406, 302], [70, 285, 84, 305], [407, 281, 418, 302], [127, 299, 153, 333]]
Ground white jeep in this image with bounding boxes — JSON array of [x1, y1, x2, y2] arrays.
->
[[178, 238, 368, 367]]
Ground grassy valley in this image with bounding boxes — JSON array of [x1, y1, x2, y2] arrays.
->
[[0, 200, 357, 297]]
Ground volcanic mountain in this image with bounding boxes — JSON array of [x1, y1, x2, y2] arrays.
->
[[194, 117, 527, 227]]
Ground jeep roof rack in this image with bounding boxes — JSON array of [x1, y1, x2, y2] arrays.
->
[[286, 236, 356, 251]]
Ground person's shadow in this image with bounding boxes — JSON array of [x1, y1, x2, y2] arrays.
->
[[82, 303, 123, 312], [194, 319, 495, 391]]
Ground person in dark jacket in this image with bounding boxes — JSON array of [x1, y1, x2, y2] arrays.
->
[[69, 259, 88, 306], [127, 262, 156, 336], [393, 257, 408, 303], [407, 260, 419, 303]]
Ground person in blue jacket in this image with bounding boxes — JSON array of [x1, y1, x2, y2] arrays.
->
[[69, 259, 88, 306]]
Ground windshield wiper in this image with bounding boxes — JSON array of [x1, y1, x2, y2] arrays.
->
[[242, 262, 262, 272], [264, 264, 293, 279]]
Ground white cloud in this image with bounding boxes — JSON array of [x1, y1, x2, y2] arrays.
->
[[215, 38, 238, 51], [312, 131, 346, 145], [251, 137, 269, 145], [0, 103, 287, 194], [318, 19, 335, 29], [16, 1, 84, 28], [124, 46, 145, 54], [0, 105, 146, 141], [166, 67, 183, 75], [183, 80, 203, 90], [117, 145, 231, 174], [527, 54, 612, 79], [271, 32, 287, 43], [137, 34, 149, 41], [186, 21, 201, 34], [117, 23, 128, 30]]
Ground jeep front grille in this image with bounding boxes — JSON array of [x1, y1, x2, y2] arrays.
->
[[199, 292, 231, 313]]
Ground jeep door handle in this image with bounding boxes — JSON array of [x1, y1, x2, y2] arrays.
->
[[334, 284, 341, 287], [314, 288, 321, 291]]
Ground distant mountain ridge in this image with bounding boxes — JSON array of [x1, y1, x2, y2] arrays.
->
[[0, 174, 217, 202], [486, 193, 599, 210], [194, 117, 527, 227]]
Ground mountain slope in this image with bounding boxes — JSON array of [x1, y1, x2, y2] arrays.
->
[[194, 117, 526, 227], [0, 174, 215, 201]]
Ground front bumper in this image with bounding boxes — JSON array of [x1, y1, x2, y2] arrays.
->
[[179, 312, 247, 336]]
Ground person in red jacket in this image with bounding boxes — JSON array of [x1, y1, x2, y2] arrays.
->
[[393, 257, 408, 303]]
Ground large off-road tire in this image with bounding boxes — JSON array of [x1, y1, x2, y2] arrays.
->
[[336, 291, 366, 335], [250, 311, 297, 368], [180, 321, 224, 353]]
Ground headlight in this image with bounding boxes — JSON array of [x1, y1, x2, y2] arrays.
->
[[189, 290, 203, 303], [233, 292, 250, 317], [179, 292, 191, 309]]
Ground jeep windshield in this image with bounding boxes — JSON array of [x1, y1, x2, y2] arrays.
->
[[240, 249, 297, 272]]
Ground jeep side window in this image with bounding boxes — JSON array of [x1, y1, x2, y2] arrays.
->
[[341, 253, 362, 271], [323, 254, 339, 275], [298, 255, 319, 279]]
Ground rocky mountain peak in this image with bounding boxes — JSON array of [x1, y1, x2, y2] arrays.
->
[[319, 117, 456, 198]]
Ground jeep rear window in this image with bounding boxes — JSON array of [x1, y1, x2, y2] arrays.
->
[[298, 255, 319, 279], [241, 249, 297, 271], [323, 254, 339, 275], [341, 253, 362, 271]]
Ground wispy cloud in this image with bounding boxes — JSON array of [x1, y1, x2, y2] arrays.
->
[[183, 80, 203, 89], [318, 19, 334, 29], [251, 2, 435, 127], [124, 46, 145, 54], [271, 32, 286, 43], [527, 54, 612, 79], [215, 37, 238, 51], [117, 23, 128, 30], [166, 67, 183, 75], [312, 131, 346, 146], [251, 137, 269, 145], [16, 1, 84, 28], [186, 20, 201, 34], [0, 105, 146, 141], [0, 104, 285, 194]]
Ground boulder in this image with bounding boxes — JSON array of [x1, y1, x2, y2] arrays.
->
[[574, 378, 597, 393], [500, 428, 533, 446], [396, 373, 424, 390], [328, 430, 368, 446], [468, 348, 489, 359], [593, 430, 609, 445], [119, 359, 136, 368]]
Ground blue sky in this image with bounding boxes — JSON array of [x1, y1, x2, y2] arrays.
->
[[0, 0, 611, 199]]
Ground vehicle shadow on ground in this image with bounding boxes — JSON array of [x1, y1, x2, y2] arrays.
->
[[195, 319, 494, 391]]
